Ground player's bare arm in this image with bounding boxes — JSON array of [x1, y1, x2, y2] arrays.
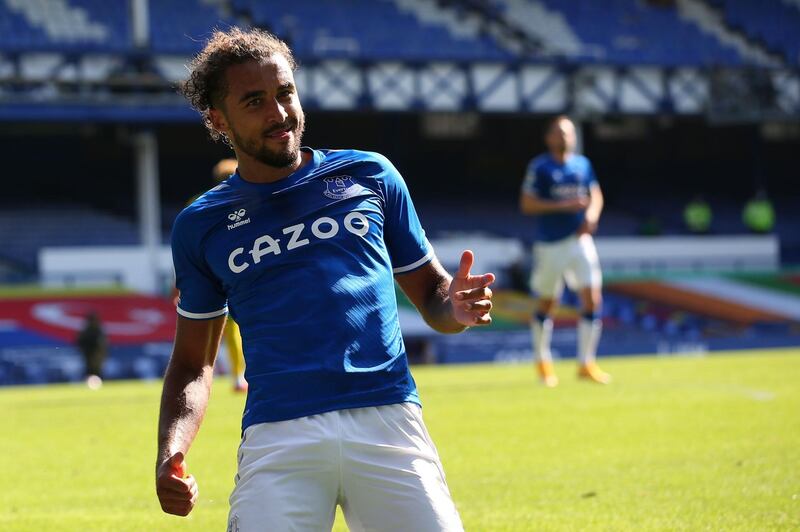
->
[[578, 183, 604, 234], [156, 314, 225, 516], [395, 250, 495, 333], [519, 190, 590, 215]]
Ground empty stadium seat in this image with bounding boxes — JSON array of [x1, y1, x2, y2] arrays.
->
[[233, 0, 512, 61], [148, 0, 235, 54], [0, 205, 139, 270], [5, 0, 794, 66], [529, 0, 745, 65], [713, 0, 800, 65], [0, 0, 129, 52]]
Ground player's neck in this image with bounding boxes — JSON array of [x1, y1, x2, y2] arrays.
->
[[236, 150, 310, 183], [549, 150, 571, 164]]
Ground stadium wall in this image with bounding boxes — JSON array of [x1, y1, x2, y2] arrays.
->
[[37, 235, 780, 294]]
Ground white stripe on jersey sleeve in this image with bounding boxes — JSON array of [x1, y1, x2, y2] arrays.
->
[[392, 248, 435, 274], [176, 306, 228, 320]]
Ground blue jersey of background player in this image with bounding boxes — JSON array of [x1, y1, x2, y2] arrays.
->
[[522, 152, 597, 243], [156, 28, 495, 531]]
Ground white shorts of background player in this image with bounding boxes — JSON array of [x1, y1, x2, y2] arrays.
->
[[530, 233, 602, 299], [228, 402, 464, 532]]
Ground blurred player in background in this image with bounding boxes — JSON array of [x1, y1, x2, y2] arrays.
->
[[156, 27, 494, 531], [519, 115, 610, 387], [211, 159, 247, 392], [171, 158, 248, 392], [76, 310, 106, 389]]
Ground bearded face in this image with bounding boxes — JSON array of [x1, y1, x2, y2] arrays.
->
[[212, 55, 306, 171], [230, 111, 305, 168]]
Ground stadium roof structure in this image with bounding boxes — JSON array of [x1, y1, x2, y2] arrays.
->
[[1, 58, 798, 123]]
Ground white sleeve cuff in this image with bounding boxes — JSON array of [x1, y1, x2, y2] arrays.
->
[[392, 248, 434, 274], [176, 306, 228, 320]]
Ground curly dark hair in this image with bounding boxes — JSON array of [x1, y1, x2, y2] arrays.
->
[[179, 27, 297, 142]]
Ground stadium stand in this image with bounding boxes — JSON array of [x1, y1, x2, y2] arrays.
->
[[0, 0, 796, 67], [496, 0, 746, 65], [0, 205, 139, 272], [148, 0, 234, 54], [231, 0, 512, 60], [674, 0, 781, 67], [0, 0, 129, 52], [0, 339, 172, 386], [709, 0, 800, 65], [489, 0, 585, 58]]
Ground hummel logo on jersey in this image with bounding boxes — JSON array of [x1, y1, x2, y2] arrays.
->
[[227, 209, 251, 230], [228, 211, 370, 274]]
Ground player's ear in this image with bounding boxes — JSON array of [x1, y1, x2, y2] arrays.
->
[[208, 107, 228, 135]]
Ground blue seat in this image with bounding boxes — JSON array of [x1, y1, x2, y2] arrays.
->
[[533, 0, 746, 65]]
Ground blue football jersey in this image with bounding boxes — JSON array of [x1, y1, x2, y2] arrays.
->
[[521, 153, 597, 242], [171, 148, 433, 430]]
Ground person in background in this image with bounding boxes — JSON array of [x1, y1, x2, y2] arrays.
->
[[683, 194, 712, 234], [172, 158, 248, 392], [743, 188, 775, 233], [76, 311, 107, 390], [211, 158, 248, 392], [519, 115, 610, 387]]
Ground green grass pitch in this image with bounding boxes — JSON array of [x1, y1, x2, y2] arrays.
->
[[1, 349, 798, 531]]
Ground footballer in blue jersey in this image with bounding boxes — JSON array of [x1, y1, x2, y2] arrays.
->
[[519, 116, 611, 387], [156, 28, 494, 531]]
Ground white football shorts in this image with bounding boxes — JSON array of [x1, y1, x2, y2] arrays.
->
[[227, 402, 464, 532], [531, 233, 602, 298]]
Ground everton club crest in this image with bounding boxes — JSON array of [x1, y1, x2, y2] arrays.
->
[[323, 175, 359, 199]]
